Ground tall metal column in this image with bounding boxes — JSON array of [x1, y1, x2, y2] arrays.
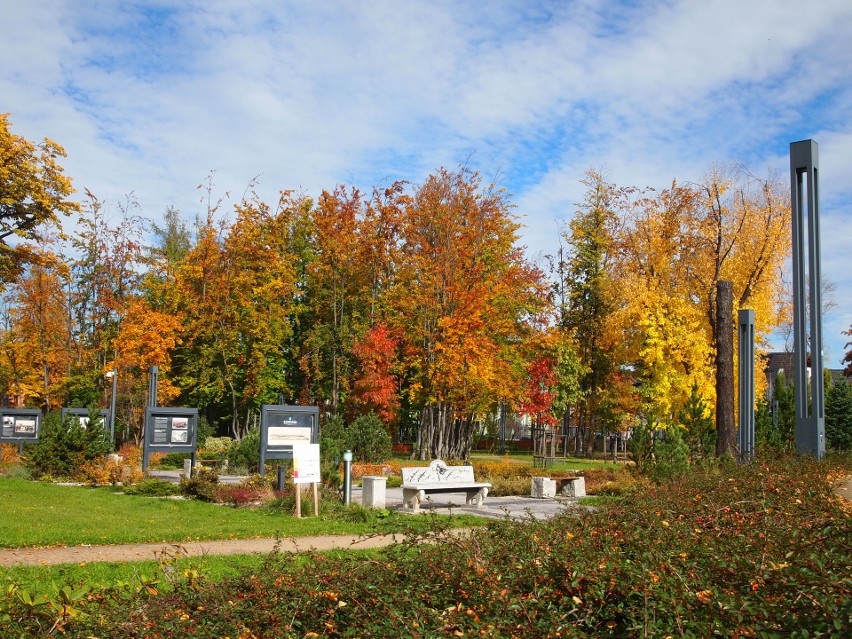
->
[[737, 309, 755, 461], [789, 140, 825, 458]]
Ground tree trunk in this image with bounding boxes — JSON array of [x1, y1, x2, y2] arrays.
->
[[417, 402, 475, 460], [715, 280, 737, 456]]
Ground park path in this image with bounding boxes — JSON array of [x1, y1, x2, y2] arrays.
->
[[0, 532, 416, 567]]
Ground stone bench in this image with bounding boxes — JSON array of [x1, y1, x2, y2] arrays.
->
[[401, 460, 491, 512], [531, 475, 586, 498]]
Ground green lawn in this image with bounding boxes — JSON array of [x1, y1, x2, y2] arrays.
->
[[1, 548, 376, 593], [468, 451, 615, 471], [0, 477, 483, 548]]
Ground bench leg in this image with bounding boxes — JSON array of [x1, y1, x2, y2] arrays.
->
[[403, 488, 424, 512], [466, 487, 488, 507]]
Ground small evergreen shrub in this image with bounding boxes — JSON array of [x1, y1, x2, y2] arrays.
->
[[228, 429, 261, 473], [151, 451, 192, 469], [123, 479, 182, 497], [26, 410, 113, 480], [347, 413, 392, 464], [319, 414, 347, 465], [826, 379, 852, 451], [649, 426, 690, 482]]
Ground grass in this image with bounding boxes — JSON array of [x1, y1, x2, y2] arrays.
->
[[468, 451, 614, 471], [0, 477, 485, 548], [0, 547, 378, 593], [576, 494, 621, 507]]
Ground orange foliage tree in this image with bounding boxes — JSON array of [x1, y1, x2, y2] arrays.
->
[[389, 167, 549, 460]]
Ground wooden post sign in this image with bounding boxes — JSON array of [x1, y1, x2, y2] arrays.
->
[[292, 443, 320, 518]]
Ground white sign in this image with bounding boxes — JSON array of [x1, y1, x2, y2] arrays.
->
[[268, 426, 312, 448], [292, 443, 321, 484]]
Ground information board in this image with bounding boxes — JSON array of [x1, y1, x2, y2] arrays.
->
[[292, 443, 321, 484], [0, 409, 42, 443], [259, 405, 319, 475], [142, 407, 199, 471]]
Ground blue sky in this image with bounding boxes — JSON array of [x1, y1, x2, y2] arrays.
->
[[2, 0, 851, 366]]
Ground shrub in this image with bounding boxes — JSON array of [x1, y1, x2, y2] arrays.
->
[[123, 479, 182, 497], [155, 451, 193, 469], [487, 475, 533, 496], [228, 429, 260, 473], [213, 483, 275, 507], [627, 416, 656, 472], [26, 410, 113, 480], [1, 443, 20, 464], [179, 466, 219, 501], [319, 414, 347, 465], [471, 458, 536, 480], [4, 455, 851, 638], [649, 425, 690, 482], [198, 436, 235, 456], [350, 461, 402, 479], [826, 379, 852, 451], [679, 382, 716, 459], [348, 412, 392, 463]]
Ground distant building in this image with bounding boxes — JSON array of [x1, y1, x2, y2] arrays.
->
[[763, 351, 849, 399]]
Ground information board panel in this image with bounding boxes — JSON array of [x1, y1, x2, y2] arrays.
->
[[0, 409, 42, 444], [259, 405, 319, 475], [142, 407, 199, 471]]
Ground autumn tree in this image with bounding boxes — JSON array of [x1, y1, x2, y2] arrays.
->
[[298, 187, 367, 415], [0, 250, 71, 410], [689, 167, 790, 348], [168, 194, 300, 438], [66, 194, 147, 407], [612, 168, 790, 439], [614, 183, 714, 422], [560, 170, 623, 455], [0, 114, 80, 282], [350, 322, 400, 425], [390, 167, 548, 460]]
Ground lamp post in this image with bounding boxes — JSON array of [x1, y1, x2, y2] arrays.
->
[[105, 370, 117, 442], [342, 450, 353, 505]]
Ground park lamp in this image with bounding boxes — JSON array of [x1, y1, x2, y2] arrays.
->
[[105, 370, 117, 442], [342, 450, 353, 505]]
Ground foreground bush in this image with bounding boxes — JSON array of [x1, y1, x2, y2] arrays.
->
[[2, 455, 850, 637]]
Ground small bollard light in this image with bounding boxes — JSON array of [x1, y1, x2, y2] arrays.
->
[[342, 450, 353, 505], [277, 465, 285, 492]]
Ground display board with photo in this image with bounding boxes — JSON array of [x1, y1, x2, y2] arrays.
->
[[142, 407, 199, 472], [0, 410, 42, 443]]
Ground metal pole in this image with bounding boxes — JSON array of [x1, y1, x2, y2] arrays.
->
[[499, 403, 506, 455], [737, 310, 755, 461], [148, 366, 159, 408], [108, 370, 117, 442], [342, 450, 353, 505], [790, 140, 825, 458]]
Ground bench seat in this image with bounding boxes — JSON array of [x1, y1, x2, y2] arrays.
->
[[400, 460, 492, 512]]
